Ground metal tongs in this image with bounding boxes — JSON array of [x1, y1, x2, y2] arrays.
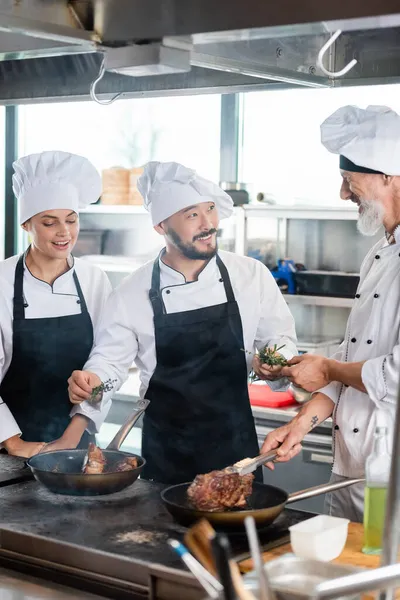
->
[[225, 448, 280, 476]]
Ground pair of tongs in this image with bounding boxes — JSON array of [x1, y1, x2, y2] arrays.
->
[[225, 448, 279, 476]]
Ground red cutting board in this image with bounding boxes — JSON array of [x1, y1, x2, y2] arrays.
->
[[248, 383, 297, 408]]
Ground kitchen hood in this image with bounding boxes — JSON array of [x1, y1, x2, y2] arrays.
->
[[0, 0, 400, 103]]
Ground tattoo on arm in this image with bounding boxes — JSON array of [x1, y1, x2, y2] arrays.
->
[[310, 415, 318, 430]]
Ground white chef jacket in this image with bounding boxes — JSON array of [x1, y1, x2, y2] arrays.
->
[[82, 250, 297, 420], [320, 231, 400, 478], [0, 253, 112, 445]]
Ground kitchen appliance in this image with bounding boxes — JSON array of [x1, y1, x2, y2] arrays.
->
[[220, 182, 250, 206], [161, 478, 364, 530], [25, 399, 149, 496], [293, 270, 360, 298]]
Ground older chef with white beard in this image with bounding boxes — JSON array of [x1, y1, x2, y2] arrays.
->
[[262, 104, 400, 522], [0, 151, 111, 458], [68, 161, 297, 485]]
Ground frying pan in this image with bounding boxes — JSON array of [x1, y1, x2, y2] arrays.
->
[[161, 477, 365, 530], [26, 399, 149, 496]]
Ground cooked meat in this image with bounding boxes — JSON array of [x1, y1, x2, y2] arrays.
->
[[83, 443, 106, 474], [187, 469, 254, 512], [115, 457, 138, 472]]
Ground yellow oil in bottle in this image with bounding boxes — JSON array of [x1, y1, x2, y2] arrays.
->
[[363, 485, 388, 554]]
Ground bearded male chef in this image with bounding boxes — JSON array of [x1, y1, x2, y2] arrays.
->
[[68, 161, 297, 485], [262, 104, 400, 522]]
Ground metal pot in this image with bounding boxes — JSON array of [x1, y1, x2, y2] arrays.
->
[[289, 384, 311, 404]]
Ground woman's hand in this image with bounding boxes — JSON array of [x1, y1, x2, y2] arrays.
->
[[3, 435, 46, 458], [68, 370, 102, 404]]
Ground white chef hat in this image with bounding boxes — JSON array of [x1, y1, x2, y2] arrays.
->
[[13, 150, 102, 224], [320, 105, 400, 176], [137, 161, 234, 226]]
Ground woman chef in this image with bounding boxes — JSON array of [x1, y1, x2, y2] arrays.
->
[[0, 150, 111, 458]]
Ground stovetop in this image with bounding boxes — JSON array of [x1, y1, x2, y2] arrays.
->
[[0, 478, 313, 570]]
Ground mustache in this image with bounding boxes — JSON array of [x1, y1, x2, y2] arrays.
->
[[193, 229, 217, 242]]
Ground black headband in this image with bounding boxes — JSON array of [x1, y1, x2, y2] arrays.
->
[[339, 155, 384, 175]]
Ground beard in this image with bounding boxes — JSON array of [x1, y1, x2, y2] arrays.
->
[[167, 227, 218, 260], [357, 199, 385, 236]]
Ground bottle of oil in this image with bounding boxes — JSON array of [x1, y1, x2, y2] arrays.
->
[[363, 426, 391, 555]]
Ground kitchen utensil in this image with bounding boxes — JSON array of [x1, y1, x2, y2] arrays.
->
[[161, 477, 364, 531], [211, 533, 237, 600], [289, 384, 312, 404], [26, 399, 149, 496], [185, 518, 218, 576], [242, 555, 359, 600], [244, 516, 276, 600], [168, 539, 222, 598], [289, 514, 350, 562], [226, 448, 280, 476]]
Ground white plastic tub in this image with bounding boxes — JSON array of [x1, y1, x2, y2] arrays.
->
[[289, 514, 350, 562]]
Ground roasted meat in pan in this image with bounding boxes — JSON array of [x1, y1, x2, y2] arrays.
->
[[187, 469, 254, 512], [115, 457, 138, 471], [83, 443, 106, 474]]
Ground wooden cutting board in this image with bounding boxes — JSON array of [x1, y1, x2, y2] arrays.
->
[[239, 523, 400, 598]]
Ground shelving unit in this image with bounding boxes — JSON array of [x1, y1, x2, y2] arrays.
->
[[283, 294, 354, 308]]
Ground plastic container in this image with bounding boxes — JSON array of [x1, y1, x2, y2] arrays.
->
[[289, 515, 349, 562]]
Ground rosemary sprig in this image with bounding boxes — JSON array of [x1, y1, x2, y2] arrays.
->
[[258, 344, 288, 367], [242, 344, 288, 367]]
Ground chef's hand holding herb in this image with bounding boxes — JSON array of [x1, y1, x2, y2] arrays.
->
[[261, 392, 335, 469], [68, 370, 102, 404], [281, 353, 367, 393], [2, 435, 46, 458], [252, 344, 288, 381]]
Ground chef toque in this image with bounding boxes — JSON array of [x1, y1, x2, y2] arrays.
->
[[137, 161, 234, 226], [13, 150, 102, 224], [320, 105, 400, 176]]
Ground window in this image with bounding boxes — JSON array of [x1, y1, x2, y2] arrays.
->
[[241, 83, 400, 205], [0, 107, 5, 259], [18, 94, 221, 181]]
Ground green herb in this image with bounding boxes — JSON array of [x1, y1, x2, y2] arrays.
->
[[90, 378, 117, 403], [90, 383, 105, 403], [258, 344, 288, 367]]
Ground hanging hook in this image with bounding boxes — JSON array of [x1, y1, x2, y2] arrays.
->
[[90, 54, 123, 105], [317, 29, 357, 78]]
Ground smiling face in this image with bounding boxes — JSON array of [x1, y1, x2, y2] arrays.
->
[[340, 171, 387, 236], [22, 209, 79, 259], [156, 201, 219, 260]]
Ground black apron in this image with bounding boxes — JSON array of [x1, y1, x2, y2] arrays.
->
[[141, 254, 261, 484], [0, 255, 94, 446]]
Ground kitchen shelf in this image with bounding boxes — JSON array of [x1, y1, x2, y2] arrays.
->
[[283, 294, 354, 308], [242, 204, 358, 220], [81, 204, 146, 215]]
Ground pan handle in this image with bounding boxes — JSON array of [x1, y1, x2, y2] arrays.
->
[[106, 399, 150, 451], [286, 477, 365, 504]]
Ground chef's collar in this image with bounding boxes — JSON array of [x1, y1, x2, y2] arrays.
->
[[385, 225, 400, 245], [23, 248, 75, 291], [339, 155, 384, 176], [158, 249, 218, 285]]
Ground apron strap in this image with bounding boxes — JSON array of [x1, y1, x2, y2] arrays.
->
[[216, 254, 235, 302], [13, 255, 26, 320], [72, 270, 89, 314], [149, 259, 164, 318], [149, 253, 236, 316], [13, 255, 88, 320]]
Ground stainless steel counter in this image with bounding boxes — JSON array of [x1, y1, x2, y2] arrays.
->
[[0, 566, 106, 599]]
